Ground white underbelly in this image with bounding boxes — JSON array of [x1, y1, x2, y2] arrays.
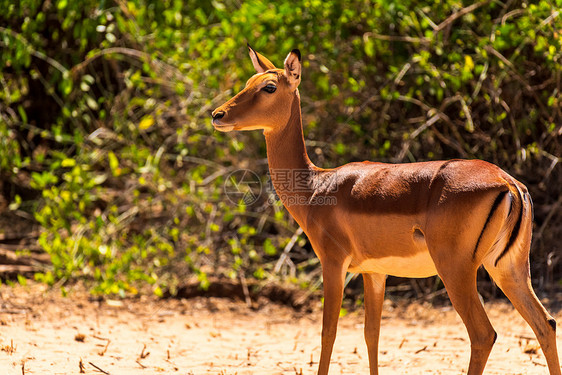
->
[[347, 251, 438, 278]]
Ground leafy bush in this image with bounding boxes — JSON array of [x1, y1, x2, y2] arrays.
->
[[0, 0, 560, 295]]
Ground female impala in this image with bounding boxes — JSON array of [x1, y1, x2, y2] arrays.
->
[[211, 45, 560, 375]]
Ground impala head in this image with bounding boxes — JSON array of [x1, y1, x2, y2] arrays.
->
[[211, 45, 302, 133]]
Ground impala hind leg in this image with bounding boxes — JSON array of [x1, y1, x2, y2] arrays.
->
[[484, 258, 561, 374], [317, 260, 348, 375], [363, 273, 386, 375], [436, 263, 497, 375]]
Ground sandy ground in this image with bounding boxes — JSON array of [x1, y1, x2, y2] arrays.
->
[[1, 283, 561, 375]]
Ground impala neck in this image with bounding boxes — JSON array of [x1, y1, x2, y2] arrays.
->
[[264, 92, 316, 226]]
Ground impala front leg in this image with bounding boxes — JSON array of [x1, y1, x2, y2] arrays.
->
[[363, 273, 387, 375], [317, 258, 350, 375]]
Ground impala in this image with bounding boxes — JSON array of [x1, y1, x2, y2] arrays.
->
[[211, 45, 560, 375]]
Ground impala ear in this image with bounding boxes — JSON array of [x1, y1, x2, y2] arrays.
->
[[247, 44, 276, 73], [284, 49, 301, 90]]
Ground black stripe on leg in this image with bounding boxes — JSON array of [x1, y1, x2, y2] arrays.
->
[[548, 318, 556, 332], [494, 187, 524, 266], [472, 191, 508, 259]]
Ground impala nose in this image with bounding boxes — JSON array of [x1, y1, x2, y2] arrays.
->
[[212, 110, 225, 120]]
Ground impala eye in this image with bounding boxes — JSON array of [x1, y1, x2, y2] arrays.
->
[[262, 84, 277, 93]]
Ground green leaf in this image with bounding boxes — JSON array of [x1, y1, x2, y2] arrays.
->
[[86, 96, 99, 110], [61, 158, 76, 167], [60, 78, 73, 97], [17, 105, 28, 123], [57, 0, 67, 10], [17, 274, 27, 286], [154, 286, 163, 297], [364, 38, 375, 57], [263, 239, 276, 256], [139, 115, 154, 130], [108, 151, 119, 176]]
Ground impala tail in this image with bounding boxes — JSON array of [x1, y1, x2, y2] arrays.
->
[[481, 180, 532, 268]]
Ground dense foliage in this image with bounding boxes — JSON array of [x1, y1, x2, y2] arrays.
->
[[0, 0, 560, 296]]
